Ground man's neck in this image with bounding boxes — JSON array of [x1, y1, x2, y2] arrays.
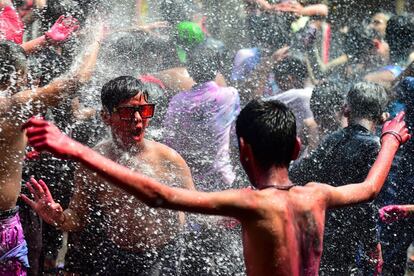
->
[[112, 137, 147, 155], [348, 118, 377, 133], [254, 166, 293, 190]]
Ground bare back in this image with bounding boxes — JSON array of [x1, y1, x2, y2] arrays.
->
[[241, 185, 326, 276]]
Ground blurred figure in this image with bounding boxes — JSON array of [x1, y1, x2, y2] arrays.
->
[[290, 82, 389, 275]]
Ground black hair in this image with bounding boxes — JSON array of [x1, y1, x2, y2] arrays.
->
[[386, 14, 414, 63], [346, 82, 389, 123], [187, 43, 220, 84], [273, 56, 308, 87], [0, 40, 27, 85], [101, 76, 149, 112], [236, 99, 297, 169], [310, 82, 345, 133]]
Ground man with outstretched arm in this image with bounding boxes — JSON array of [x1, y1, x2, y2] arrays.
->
[[23, 100, 410, 275], [0, 24, 101, 274]]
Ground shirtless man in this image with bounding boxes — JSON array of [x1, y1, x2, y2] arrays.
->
[[23, 99, 409, 275], [24, 76, 194, 274], [0, 26, 100, 273]]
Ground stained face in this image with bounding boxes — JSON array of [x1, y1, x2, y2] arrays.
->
[[109, 92, 152, 147], [370, 13, 388, 37]]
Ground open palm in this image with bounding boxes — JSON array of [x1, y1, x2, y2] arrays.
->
[[21, 178, 65, 227]]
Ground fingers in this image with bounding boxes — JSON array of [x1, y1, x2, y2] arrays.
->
[[21, 194, 36, 209], [27, 135, 47, 147], [395, 111, 405, 123], [21, 117, 48, 131], [30, 178, 46, 199], [38, 179, 53, 200], [25, 125, 48, 137], [56, 15, 64, 24], [26, 182, 39, 201]]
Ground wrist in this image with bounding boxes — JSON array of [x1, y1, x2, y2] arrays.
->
[[55, 212, 66, 228], [380, 131, 402, 148]]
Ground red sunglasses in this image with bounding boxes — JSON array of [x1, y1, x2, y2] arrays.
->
[[113, 104, 155, 120]]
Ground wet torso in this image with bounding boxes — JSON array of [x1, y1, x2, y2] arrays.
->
[[0, 99, 29, 211], [92, 140, 184, 252], [241, 185, 326, 276]]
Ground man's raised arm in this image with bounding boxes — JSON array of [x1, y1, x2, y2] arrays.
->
[[322, 112, 410, 209], [22, 15, 79, 54], [23, 118, 259, 220], [11, 25, 103, 113]]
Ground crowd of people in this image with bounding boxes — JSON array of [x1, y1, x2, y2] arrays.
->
[[1, 0, 414, 275]]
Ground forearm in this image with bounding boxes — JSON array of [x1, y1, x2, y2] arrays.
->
[[247, 0, 271, 10], [364, 138, 399, 199], [74, 39, 101, 83], [300, 4, 328, 17], [58, 209, 84, 232], [394, 205, 414, 217], [21, 35, 48, 54]]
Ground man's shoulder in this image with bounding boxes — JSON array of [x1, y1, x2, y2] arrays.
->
[[146, 139, 186, 164]]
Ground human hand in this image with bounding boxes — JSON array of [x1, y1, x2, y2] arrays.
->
[[45, 15, 79, 44], [379, 205, 409, 223], [380, 112, 411, 146], [23, 117, 80, 159], [274, 2, 304, 15], [21, 178, 65, 227]]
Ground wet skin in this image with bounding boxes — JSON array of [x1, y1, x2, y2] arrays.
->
[[23, 112, 409, 274], [0, 78, 78, 211], [240, 185, 325, 275], [0, 32, 100, 211], [47, 93, 194, 251]]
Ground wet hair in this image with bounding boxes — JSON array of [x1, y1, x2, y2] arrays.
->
[[101, 76, 149, 113], [236, 99, 297, 169], [187, 43, 220, 84], [273, 56, 308, 87], [346, 82, 389, 123], [386, 14, 414, 63], [0, 40, 27, 85], [310, 82, 345, 132]]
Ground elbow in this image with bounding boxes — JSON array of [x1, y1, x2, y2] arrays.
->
[[366, 182, 380, 202], [139, 187, 170, 209]]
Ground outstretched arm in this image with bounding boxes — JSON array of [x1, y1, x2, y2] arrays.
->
[[23, 118, 258, 220], [321, 112, 410, 208], [379, 205, 414, 223], [22, 15, 79, 54], [8, 25, 102, 117]]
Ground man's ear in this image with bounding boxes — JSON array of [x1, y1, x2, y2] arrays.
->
[[101, 109, 111, 125], [291, 137, 302, 161]]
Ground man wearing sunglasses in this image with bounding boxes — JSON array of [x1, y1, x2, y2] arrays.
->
[[22, 76, 194, 275]]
